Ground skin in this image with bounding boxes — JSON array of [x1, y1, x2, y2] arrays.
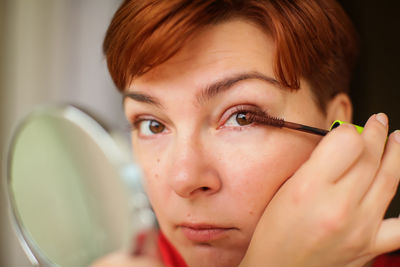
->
[[240, 114, 400, 266], [122, 19, 349, 267], [93, 19, 400, 267]]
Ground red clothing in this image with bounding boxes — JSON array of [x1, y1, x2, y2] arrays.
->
[[373, 253, 400, 267], [137, 230, 400, 267], [158, 231, 188, 267]]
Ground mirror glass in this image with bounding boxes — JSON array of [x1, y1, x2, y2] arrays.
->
[[6, 106, 152, 267]]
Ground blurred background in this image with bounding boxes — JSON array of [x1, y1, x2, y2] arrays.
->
[[339, 0, 400, 220], [0, 0, 399, 266], [0, 1, 126, 266]]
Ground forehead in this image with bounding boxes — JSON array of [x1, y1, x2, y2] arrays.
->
[[130, 19, 276, 91], [123, 19, 322, 131]]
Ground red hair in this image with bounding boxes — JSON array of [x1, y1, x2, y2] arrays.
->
[[103, 0, 358, 110]]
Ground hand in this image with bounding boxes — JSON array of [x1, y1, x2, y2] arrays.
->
[[240, 114, 400, 267]]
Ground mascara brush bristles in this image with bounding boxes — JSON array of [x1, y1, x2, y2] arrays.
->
[[246, 112, 285, 128], [246, 112, 329, 136]]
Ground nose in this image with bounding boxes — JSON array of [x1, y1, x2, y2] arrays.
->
[[167, 134, 222, 199]]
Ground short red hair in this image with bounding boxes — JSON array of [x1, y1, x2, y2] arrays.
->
[[103, 0, 358, 110]]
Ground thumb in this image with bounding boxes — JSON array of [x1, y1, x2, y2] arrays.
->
[[374, 218, 400, 254]]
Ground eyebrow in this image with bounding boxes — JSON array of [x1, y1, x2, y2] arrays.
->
[[123, 71, 280, 107], [197, 71, 280, 104]]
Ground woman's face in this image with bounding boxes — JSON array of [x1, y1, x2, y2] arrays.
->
[[124, 19, 332, 267]]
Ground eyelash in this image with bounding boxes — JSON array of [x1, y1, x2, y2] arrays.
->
[[128, 105, 264, 135], [222, 105, 261, 126]]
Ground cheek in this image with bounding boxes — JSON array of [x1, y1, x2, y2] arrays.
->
[[134, 149, 173, 227], [131, 139, 165, 200], [213, 130, 318, 222], [132, 127, 319, 233]]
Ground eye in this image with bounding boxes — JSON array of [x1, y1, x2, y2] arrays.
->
[[225, 111, 252, 127], [137, 119, 166, 136]]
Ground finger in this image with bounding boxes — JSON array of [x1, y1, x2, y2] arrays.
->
[[362, 113, 389, 161], [336, 114, 389, 200], [373, 218, 400, 255], [361, 130, 400, 217], [300, 123, 363, 183]]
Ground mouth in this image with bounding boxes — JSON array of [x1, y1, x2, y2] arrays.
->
[[178, 223, 236, 243]]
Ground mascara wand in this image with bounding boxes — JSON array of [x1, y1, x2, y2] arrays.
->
[[246, 112, 363, 136]]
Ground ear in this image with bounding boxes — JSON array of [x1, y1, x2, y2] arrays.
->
[[325, 93, 353, 127]]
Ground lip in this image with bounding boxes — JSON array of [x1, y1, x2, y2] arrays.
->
[[178, 223, 235, 243]]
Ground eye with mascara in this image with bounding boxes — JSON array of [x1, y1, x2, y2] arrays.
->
[[225, 112, 253, 126], [223, 106, 262, 127]]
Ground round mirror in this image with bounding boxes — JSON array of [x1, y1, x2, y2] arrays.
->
[[5, 105, 153, 267]]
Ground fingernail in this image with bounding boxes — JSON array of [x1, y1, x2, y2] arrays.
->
[[394, 130, 400, 144], [376, 113, 388, 127]]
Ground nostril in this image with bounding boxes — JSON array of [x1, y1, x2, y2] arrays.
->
[[201, 187, 209, 191]]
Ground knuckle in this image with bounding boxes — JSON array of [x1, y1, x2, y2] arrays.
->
[[317, 205, 348, 234], [291, 180, 314, 204]]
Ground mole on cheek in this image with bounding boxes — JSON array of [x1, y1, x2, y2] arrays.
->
[[157, 158, 160, 163]]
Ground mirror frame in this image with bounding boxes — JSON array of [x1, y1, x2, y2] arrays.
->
[[4, 105, 128, 266]]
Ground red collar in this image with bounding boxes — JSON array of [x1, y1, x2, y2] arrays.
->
[[372, 253, 400, 267], [158, 231, 188, 267]]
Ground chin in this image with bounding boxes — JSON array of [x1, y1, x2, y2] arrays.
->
[[179, 241, 247, 267]]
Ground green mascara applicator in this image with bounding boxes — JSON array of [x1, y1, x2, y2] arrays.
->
[[329, 120, 364, 134]]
